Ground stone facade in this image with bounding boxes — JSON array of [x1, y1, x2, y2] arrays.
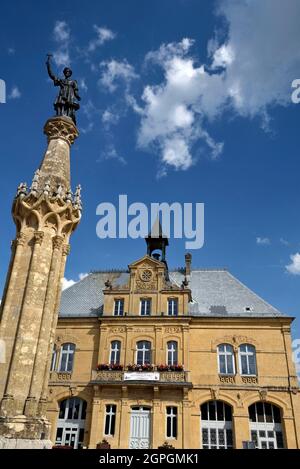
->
[[0, 116, 81, 448], [46, 255, 300, 449]]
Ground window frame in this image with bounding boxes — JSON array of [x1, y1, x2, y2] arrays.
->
[[238, 344, 257, 376], [167, 298, 178, 316], [217, 344, 235, 375], [58, 343, 76, 373], [113, 298, 124, 317], [140, 298, 151, 316], [166, 341, 178, 366], [166, 406, 178, 439], [136, 340, 152, 365], [104, 404, 117, 437], [110, 340, 121, 365]]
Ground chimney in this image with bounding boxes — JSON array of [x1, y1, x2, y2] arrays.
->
[[185, 253, 192, 276]]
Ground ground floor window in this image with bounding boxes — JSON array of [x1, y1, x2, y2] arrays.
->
[[55, 397, 87, 449], [166, 406, 178, 439], [249, 402, 284, 449], [201, 401, 233, 449], [104, 404, 117, 436]]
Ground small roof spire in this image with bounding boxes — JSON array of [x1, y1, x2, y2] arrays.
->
[[145, 216, 169, 262]]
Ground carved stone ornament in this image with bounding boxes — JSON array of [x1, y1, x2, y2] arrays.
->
[[259, 389, 268, 401], [136, 280, 156, 291], [139, 269, 153, 282], [34, 231, 44, 245], [44, 117, 79, 146], [52, 235, 64, 250]]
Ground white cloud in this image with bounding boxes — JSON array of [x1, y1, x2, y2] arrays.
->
[[79, 78, 88, 92], [102, 108, 120, 126], [256, 237, 271, 246], [62, 272, 88, 291], [100, 143, 126, 165], [88, 25, 116, 52], [99, 59, 138, 93], [53, 20, 70, 42], [8, 86, 21, 99], [136, 39, 225, 170], [280, 238, 290, 246], [133, 0, 300, 172], [53, 20, 71, 66], [286, 253, 300, 275]]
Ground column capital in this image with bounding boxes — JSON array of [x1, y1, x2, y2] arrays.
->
[[44, 116, 79, 146], [52, 235, 64, 251], [33, 231, 44, 245], [62, 244, 71, 256]]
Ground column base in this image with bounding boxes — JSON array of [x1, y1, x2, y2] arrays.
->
[[0, 437, 53, 449], [0, 414, 51, 441]]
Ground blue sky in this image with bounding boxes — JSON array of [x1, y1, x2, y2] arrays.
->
[[0, 0, 299, 340]]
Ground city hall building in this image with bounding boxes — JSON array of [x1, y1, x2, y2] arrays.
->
[[0, 111, 299, 449]]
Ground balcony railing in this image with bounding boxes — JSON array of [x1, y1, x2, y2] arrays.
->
[[91, 369, 190, 385]]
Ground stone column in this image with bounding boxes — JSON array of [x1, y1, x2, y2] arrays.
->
[[24, 235, 64, 417], [0, 116, 81, 448], [38, 243, 70, 417], [1, 230, 48, 415]]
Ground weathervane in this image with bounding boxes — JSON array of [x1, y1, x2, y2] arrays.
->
[[46, 53, 81, 125]]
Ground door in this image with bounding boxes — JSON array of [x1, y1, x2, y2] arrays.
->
[[55, 398, 86, 449], [129, 407, 151, 449]]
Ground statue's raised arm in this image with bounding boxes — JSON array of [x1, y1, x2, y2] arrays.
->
[[46, 54, 57, 82]]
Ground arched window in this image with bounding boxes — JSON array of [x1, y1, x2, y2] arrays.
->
[[201, 401, 233, 449], [136, 341, 151, 365], [249, 402, 284, 449], [167, 341, 178, 366], [110, 340, 121, 365], [50, 344, 57, 371], [239, 344, 257, 375], [217, 344, 235, 375], [59, 343, 75, 372], [55, 397, 87, 448]]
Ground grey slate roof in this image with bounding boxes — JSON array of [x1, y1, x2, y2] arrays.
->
[[59, 269, 285, 318]]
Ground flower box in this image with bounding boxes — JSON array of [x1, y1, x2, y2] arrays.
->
[[157, 364, 184, 372], [127, 364, 154, 372]]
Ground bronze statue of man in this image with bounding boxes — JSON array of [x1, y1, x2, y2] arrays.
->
[[46, 54, 81, 125]]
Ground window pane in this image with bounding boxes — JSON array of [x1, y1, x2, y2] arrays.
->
[[249, 404, 256, 422], [265, 403, 272, 423], [256, 402, 264, 422], [81, 401, 87, 420], [60, 354, 67, 372], [144, 350, 151, 364], [111, 414, 116, 436], [248, 354, 256, 374], [201, 403, 208, 421], [273, 406, 281, 424], [276, 431, 284, 448], [224, 404, 232, 422], [241, 355, 248, 374], [105, 414, 110, 435], [208, 401, 216, 420], [226, 355, 234, 374], [219, 355, 226, 374], [216, 401, 224, 421], [59, 400, 66, 419], [67, 353, 74, 372]]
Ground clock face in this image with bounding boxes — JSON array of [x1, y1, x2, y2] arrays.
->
[[140, 269, 153, 282]]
